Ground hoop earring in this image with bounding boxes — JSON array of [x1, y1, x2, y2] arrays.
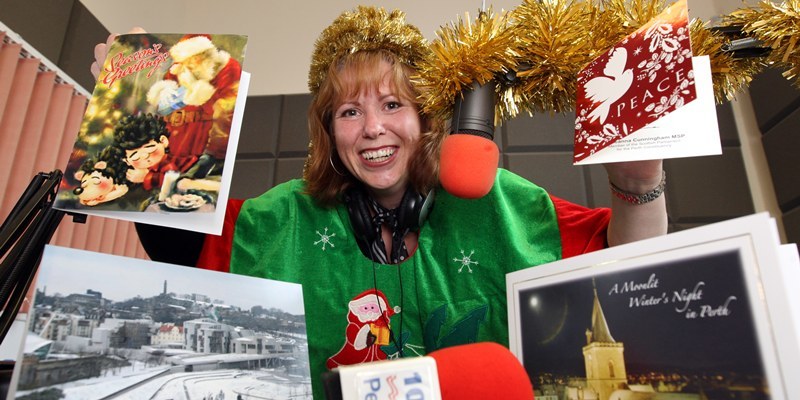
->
[[329, 154, 346, 176]]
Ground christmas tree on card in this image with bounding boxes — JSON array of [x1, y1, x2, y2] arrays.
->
[[574, 0, 720, 165], [53, 34, 250, 234]]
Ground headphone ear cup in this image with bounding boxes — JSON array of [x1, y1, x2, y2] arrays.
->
[[345, 187, 376, 243], [396, 188, 425, 232]]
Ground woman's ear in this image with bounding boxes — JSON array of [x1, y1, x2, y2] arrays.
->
[[420, 114, 433, 133]]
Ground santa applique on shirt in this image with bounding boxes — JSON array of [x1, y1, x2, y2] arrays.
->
[[327, 289, 399, 369]]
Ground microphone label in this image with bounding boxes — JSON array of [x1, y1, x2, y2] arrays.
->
[[338, 357, 442, 400]]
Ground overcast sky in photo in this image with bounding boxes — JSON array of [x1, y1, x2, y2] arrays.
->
[[36, 245, 305, 315]]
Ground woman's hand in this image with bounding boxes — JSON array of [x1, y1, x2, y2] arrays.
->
[[90, 27, 146, 80]]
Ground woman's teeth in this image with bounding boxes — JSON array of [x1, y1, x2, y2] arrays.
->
[[361, 148, 395, 162]]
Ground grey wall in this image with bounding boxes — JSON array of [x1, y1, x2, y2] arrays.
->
[[3, 0, 795, 242], [0, 0, 107, 93], [748, 69, 800, 245]]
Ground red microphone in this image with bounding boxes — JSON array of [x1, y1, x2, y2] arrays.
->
[[439, 81, 499, 199], [323, 342, 534, 400]]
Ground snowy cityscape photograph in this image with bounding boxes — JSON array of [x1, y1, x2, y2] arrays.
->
[[11, 245, 310, 400]]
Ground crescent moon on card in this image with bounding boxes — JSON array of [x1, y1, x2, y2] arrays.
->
[[539, 296, 568, 345]]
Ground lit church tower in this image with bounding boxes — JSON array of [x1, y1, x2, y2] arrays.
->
[[583, 284, 627, 400]]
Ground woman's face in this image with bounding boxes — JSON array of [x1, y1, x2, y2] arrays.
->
[[332, 61, 421, 207]]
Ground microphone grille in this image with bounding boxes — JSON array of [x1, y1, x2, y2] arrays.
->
[[454, 129, 493, 140]]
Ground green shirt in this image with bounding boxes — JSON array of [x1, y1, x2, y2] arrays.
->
[[232, 169, 564, 398]]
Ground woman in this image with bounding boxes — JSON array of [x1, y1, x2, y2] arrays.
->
[[93, 7, 667, 397]]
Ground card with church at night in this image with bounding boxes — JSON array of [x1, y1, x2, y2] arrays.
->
[[52, 33, 250, 235], [507, 213, 800, 399], [8, 245, 310, 399]]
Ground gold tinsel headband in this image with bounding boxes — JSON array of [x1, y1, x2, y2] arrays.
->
[[307, 6, 431, 95]]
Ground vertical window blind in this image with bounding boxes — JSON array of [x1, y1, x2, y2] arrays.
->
[[0, 24, 146, 260]]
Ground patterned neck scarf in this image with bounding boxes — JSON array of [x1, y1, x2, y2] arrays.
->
[[366, 196, 410, 264]]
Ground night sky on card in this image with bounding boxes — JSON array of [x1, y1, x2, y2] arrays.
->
[[518, 250, 768, 378]]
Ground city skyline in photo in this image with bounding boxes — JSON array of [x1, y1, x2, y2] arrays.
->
[[37, 245, 305, 315]]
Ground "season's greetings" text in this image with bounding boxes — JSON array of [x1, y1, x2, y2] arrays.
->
[[102, 43, 170, 87]]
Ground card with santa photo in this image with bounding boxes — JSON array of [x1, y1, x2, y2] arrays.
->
[[53, 33, 250, 234], [573, 0, 721, 165]]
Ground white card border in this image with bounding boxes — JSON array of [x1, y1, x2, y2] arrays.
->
[[506, 213, 798, 398]]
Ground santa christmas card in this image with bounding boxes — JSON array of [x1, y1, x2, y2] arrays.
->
[[507, 213, 800, 399], [53, 33, 250, 234], [8, 245, 311, 399], [573, 0, 721, 165]]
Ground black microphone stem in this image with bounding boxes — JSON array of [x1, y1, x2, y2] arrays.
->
[[451, 80, 496, 139]]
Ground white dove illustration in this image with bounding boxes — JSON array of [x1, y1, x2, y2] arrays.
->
[[584, 47, 633, 124]]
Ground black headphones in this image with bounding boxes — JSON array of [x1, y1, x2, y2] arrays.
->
[[344, 185, 434, 244]]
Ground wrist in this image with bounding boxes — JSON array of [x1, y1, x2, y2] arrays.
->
[[609, 171, 666, 205]]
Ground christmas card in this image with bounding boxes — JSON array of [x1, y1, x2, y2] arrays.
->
[[8, 245, 311, 399], [573, 0, 721, 165], [53, 34, 250, 234], [507, 213, 800, 399]]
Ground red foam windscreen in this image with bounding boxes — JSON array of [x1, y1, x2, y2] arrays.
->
[[439, 134, 499, 199], [429, 342, 534, 400]]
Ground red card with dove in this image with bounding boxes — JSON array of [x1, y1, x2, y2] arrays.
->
[[574, 0, 719, 164]]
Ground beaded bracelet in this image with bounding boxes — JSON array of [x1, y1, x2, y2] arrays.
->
[[609, 171, 666, 205]]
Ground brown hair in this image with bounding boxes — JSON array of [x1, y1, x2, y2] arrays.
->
[[303, 50, 444, 206]]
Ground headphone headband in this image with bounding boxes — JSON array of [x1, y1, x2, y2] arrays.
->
[[345, 186, 434, 257]]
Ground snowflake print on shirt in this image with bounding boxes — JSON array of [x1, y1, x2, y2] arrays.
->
[[314, 227, 336, 251], [453, 250, 478, 273]]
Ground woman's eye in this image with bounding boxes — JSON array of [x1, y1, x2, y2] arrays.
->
[[340, 108, 359, 117], [386, 101, 401, 110]]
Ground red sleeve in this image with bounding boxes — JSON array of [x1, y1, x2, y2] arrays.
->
[[196, 198, 244, 272], [550, 195, 611, 259]]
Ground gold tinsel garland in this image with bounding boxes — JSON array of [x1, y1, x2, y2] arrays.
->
[[723, 0, 800, 86], [509, 0, 596, 115], [417, 0, 800, 122], [601, 0, 668, 28], [689, 19, 765, 102], [415, 8, 519, 124], [510, 0, 626, 116]]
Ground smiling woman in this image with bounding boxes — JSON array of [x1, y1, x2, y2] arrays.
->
[[93, 6, 670, 399], [221, 6, 667, 398]]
